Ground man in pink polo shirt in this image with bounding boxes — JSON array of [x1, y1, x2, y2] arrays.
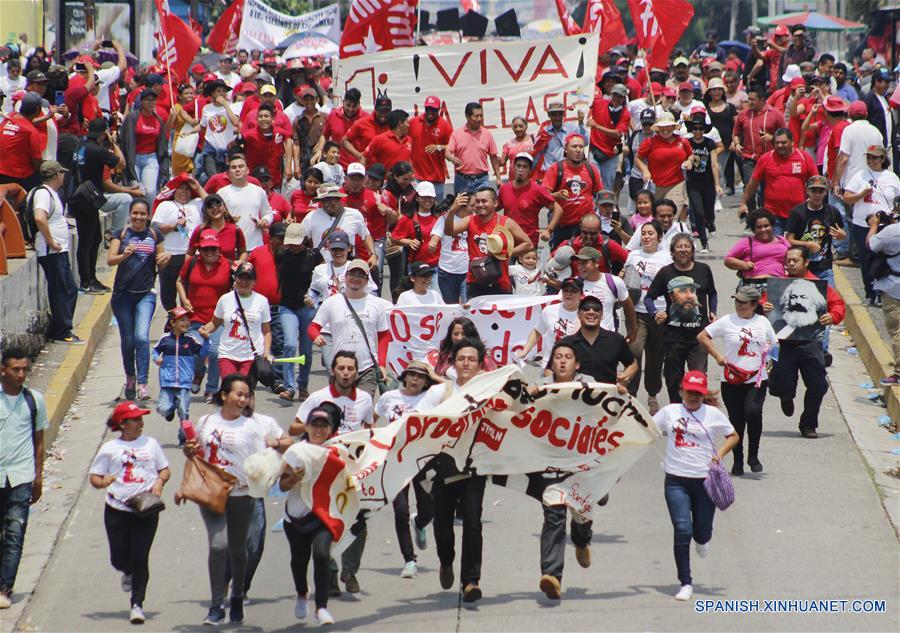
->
[[445, 102, 501, 193]]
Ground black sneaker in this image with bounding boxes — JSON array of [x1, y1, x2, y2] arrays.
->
[[780, 397, 795, 417], [748, 460, 763, 473], [328, 574, 342, 597], [202, 605, 226, 626], [80, 284, 104, 295], [824, 352, 833, 368], [229, 596, 244, 624], [89, 281, 110, 293], [344, 573, 360, 593], [164, 410, 175, 422], [799, 427, 819, 439], [55, 334, 85, 344], [731, 461, 744, 476]]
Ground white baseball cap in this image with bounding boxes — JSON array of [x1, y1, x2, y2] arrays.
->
[[416, 181, 436, 197], [347, 162, 366, 177]]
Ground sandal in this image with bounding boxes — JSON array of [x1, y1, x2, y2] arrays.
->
[[272, 383, 286, 395], [279, 389, 295, 401]]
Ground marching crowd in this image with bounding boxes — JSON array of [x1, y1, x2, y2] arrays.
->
[[0, 23, 899, 628]]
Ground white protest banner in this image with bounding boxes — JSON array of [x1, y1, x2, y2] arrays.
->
[[334, 33, 599, 148], [331, 365, 660, 520], [386, 295, 557, 376], [237, 0, 340, 52]]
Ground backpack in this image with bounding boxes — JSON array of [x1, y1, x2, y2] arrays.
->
[[22, 387, 37, 431], [23, 186, 53, 246]]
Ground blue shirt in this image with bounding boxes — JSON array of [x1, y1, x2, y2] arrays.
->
[[153, 331, 204, 388], [835, 83, 859, 103], [539, 121, 587, 170], [0, 386, 49, 487]]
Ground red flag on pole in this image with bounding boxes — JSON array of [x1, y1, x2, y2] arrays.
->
[[207, 0, 244, 55], [584, 0, 628, 54], [627, 0, 694, 69], [154, 0, 201, 84], [553, 0, 582, 36], [340, 0, 418, 59]]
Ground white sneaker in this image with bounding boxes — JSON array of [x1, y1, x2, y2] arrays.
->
[[129, 604, 145, 624], [675, 584, 693, 601], [695, 541, 710, 558], [121, 573, 133, 593], [0, 593, 11, 609], [400, 561, 418, 578], [315, 607, 335, 625], [698, 247, 710, 254], [294, 594, 308, 620]]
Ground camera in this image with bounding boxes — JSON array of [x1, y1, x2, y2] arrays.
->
[[866, 210, 898, 233]]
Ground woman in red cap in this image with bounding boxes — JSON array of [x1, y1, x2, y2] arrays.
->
[[653, 370, 738, 602], [153, 174, 206, 311], [89, 401, 170, 625]]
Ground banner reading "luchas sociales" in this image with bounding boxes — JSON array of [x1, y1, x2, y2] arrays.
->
[[334, 33, 600, 149]]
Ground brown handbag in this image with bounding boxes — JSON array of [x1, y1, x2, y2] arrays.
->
[[176, 456, 237, 514]]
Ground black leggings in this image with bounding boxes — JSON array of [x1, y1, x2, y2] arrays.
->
[[75, 212, 102, 287], [104, 505, 159, 607], [158, 254, 185, 311], [392, 478, 434, 563], [686, 181, 715, 247], [721, 380, 767, 464], [284, 520, 333, 609]]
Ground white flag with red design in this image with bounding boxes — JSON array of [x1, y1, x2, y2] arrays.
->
[[340, 0, 418, 59]]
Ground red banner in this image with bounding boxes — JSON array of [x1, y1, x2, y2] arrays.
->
[[627, 0, 693, 69], [553, 0, 582, 36], [207, 0, 244, 55], [340, 0, 418, 59]]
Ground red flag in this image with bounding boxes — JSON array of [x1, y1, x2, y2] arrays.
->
[[190, 16, 203, 39], [207, 0, 244, 55], [154, 0, 201, 83], [584, 0, 628, 54], [627, 0, 694, 69], [340, 0, 418, 59], [553, 0, 582, 36]]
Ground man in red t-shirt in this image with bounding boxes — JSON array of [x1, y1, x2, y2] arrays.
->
[[242, 104, 290, 187], [498, 152, 561, 246], [364, 109, 412, 172], [556, 211, 629, 276], [342, 97, 391, 166], [240, 84, 291, 136], [541, 133, 603, 248], [588, 84, 631, 192], [0, 93, 45, 190], [322, 88, 365, 169], [740, 128, 818, 234], [408, 95, 453, 199]]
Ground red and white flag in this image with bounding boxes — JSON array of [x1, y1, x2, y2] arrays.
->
[[207, 0, 244, 55], [553, 0, 582, 36], [584, 0, 628, 54], [627, 0, 694, 69], [154, 0, 201, 82], [340, 0, 418, 58]]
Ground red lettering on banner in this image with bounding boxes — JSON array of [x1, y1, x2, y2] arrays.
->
[[479, 49, 488, 84], [475, 419, 506, 451], [390, 310, 411, 342], [549, 416, 569, 447], [531, 409, 553, 438], [494, 47, 536, 82], [479, 97, 497, 129], [500, 99, 509, 127], [524, 98, 541, 125], [429, 52, 473, 87], [419, 313, 442, 340], [511, 406, 534, 428], [530, 45, 568, 81]]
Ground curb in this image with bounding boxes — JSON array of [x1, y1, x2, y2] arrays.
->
[[832, 266, 899, 422], [41, 271, 114, 448]]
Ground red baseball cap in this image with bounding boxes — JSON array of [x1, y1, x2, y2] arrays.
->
[[202, 73, 218, 83], [681, 370, 709, 394], [649, 81, 664, 96], [678, 81, 694, 93], [111, 401, 151, 424], [774, 25, 790, 37], [690, 105, 706, 116], [198, 229, 220, 249], [423, 95, 441, 109], [662, 87, 677, 98], [294, 85, 317, 99], [789, 77, 805, 89], [236, 81, 257, 94], [191, 63, 205, 74], [848, 100, 868, 117], [169, 306, 193, 321], [823, 95, 848, 113]]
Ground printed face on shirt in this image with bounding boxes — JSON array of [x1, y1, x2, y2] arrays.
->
[[669, 286, 700, 325]]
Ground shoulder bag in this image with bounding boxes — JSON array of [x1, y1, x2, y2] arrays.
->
[[315, 207, 346, 253], [233, 290, 275, 388], [686, 407, 735, 511], [175, 416, 237, 514], [342, 293, 393, 394], [68, 140, 107, 218]]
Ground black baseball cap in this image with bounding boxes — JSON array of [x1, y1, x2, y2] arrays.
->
[[409, 262, 434, 277], [366, 163, 386, 180], [268, 222, 287, 238], [252, 166, 272, 180], [561, 276, 584, 291]]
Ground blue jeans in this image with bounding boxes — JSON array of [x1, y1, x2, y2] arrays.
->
[[279, 305, 315, 390], [591, 149, 619, 192], [111, 291, 157, 385], [100, 192, 133, 234], [200, 146, 229, 184], [189, 321, 222, 395], [156, 386, 192, 421], [828, 193, 850, 257], [453, 172, 489, 194], [851, 223, 875, 299], [134, 153, 159, 200], [372, 238, 387, 296], [37, 251, 78, 340], [664, 474, 715, 586], [814, 268, 835, 353], [0, 482, 33, 594], [437, 269, 467, 303], [773, 216, 788, 237]]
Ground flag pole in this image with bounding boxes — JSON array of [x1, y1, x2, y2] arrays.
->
[[156, 0, 177, 110], [416, 3, 422, 42], [640, 48, 656, 108]]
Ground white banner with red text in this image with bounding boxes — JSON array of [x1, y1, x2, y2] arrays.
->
[[386, 294, 557, 376], [237, 0, 340, 52], [334, 34, 599, 149], [333, 365, 660, 521]]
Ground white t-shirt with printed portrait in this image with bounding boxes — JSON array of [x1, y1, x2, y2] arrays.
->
[[312, 293, 389, 372], [535, 302, 580, 356], [845, 169, 900, 228], [431, 215, 469, 275], [196, 412, 282, 494], [152, 199, 203, 255], [300, 206, 370, 262], [702, 313, 777, 383], [653, 403, 735, 478], [89, 436, 169, 512], [374, 388, 427, 425], [200, 100, 244, 150], [214, 290, 271, 361], [581, 274, 629, 331]]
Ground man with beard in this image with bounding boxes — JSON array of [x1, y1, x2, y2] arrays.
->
[[408, 96, 453, 200], [763, 246, 845, 438], [772, 278, 828, 340]]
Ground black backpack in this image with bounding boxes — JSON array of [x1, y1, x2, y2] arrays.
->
[[23, 185, 53, 246]]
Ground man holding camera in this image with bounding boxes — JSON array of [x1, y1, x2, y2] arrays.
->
[[866, 198, 900, 386]]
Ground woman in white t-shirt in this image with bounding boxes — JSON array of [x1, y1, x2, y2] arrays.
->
[[152, 176, 205, 310], [429, 207, 470, 304], [698, 287, 776, 476], [397, 263, 445, 305], [89, 401, 170, 625], [842, 146, 900, 302], [181, 374, 285, 625], [623, 221, 672, 406], [653, 371, 738, 602], [200, 261, 272, 383]]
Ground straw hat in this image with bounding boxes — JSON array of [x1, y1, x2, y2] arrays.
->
[[486, 224, 515, 261]]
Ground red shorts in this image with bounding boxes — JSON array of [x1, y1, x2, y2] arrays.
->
[[218, 358, 254, 378]]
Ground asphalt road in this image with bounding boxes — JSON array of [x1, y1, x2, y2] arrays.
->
[[15, 195, 900, 632]]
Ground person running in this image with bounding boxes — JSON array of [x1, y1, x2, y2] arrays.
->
[[634, 112, 692, 219], [108, 199, 170, 401], [89, 401, 170, 625], [698, 287, 776, 475], [152, 307, 203, 442], [724, 209, 791, 295], [653, 371, 739, 602], [152, 175, 206, 311], [280, 404, 344, 626], [374, 361, 439, 579], [187, 194, 248, 262]]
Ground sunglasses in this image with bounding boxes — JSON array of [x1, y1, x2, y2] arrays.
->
[[579, 305, 602, 313]]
